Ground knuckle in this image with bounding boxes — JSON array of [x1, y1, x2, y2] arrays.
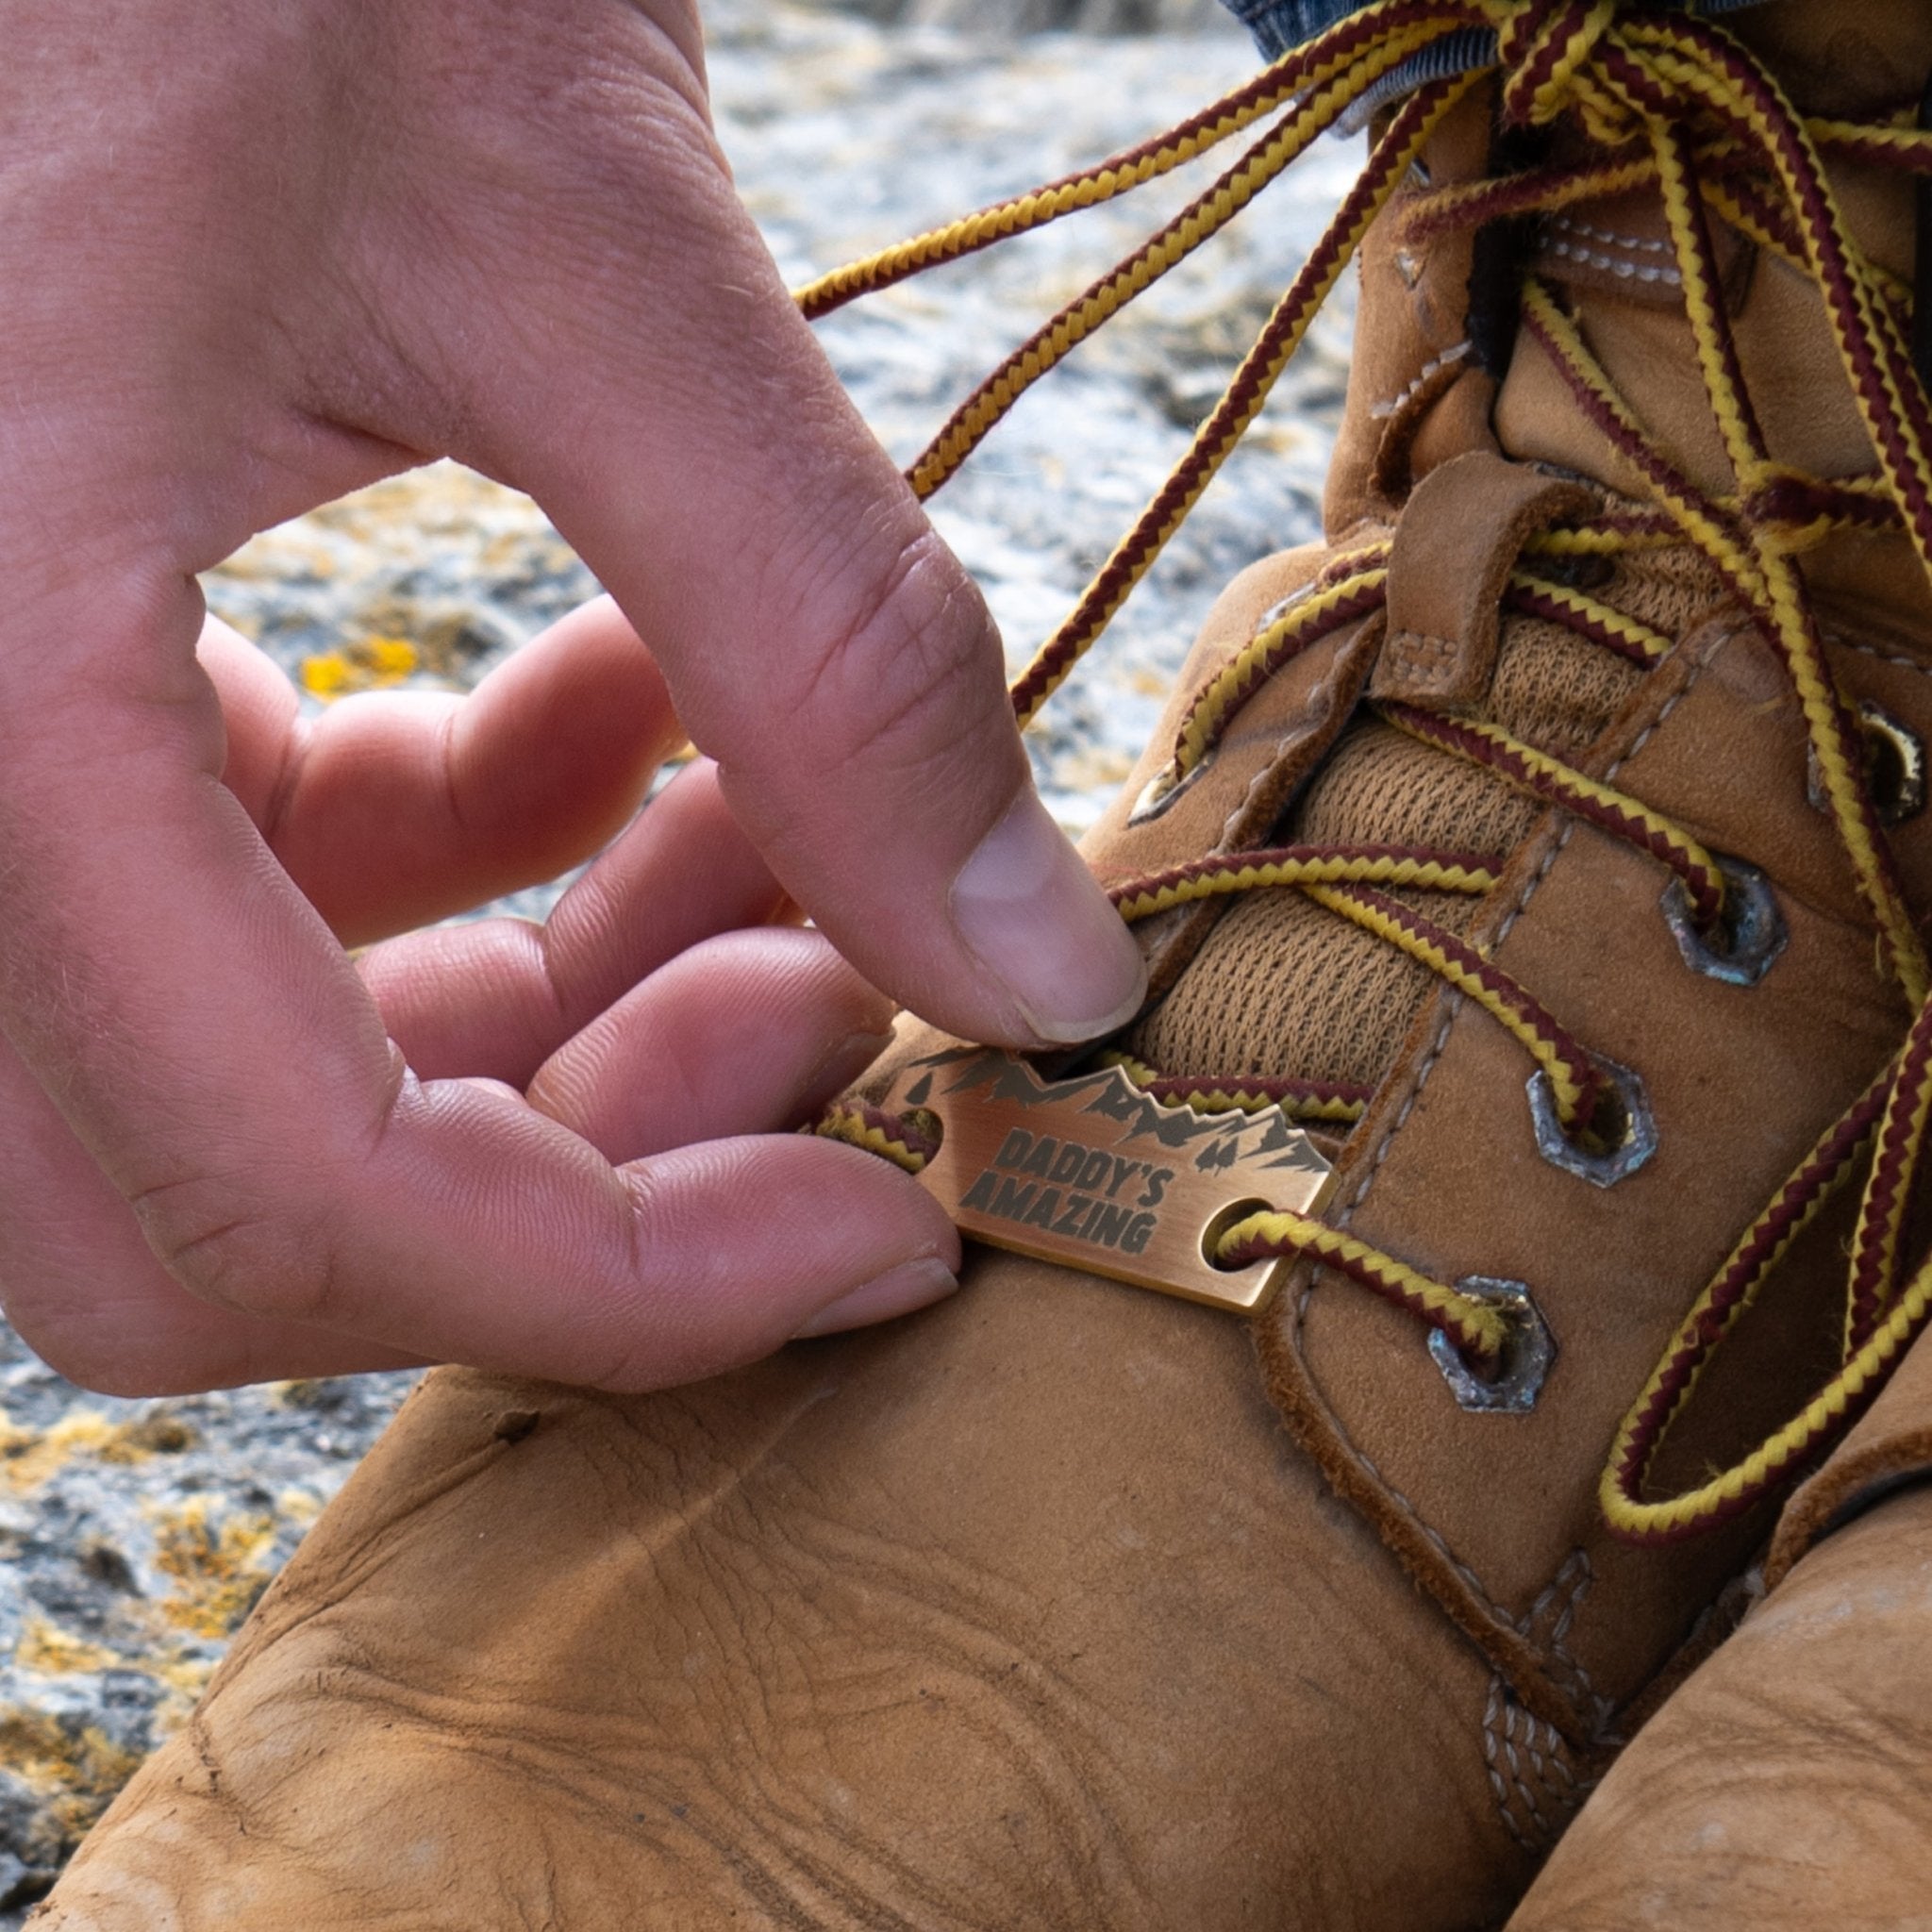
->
[[790, 526, 1010, 788], [130, 1173, 339, 1325], [581, 1166, 742, 1395]]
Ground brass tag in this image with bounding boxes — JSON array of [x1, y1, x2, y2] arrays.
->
[[878, 1049, 1336, 1314]]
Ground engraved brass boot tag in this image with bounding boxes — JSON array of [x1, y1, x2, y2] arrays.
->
[[878, 1049, 1336, 1314]]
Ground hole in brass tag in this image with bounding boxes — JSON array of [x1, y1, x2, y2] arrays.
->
[[877, 1049, 1334, 1314], [1200, 1196, 1275, 1272]]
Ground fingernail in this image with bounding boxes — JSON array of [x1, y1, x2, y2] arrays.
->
[[950, 792, 1146, 1045], [792, 1257, 958, 1340]]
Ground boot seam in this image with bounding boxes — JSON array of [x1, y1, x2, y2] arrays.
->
[[1482, 1669, 1597, 1853], [1257, 619, 1751, 1744], [1370, 339, 1473, 424], [1218, 613, 1383, 850], [1341, 617, 1740, 1233], [1832, 631, 1932, 677]]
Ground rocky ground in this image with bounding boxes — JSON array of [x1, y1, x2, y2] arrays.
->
[[0, 1, 1357, 1914]]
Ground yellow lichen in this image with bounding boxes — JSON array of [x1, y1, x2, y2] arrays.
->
[[275, 1486, 324, 1526], [154, 1653, 218, 1704], [0, 1707, 143, 1838], [297, 652, 350, 698], [1, 1410, 109, 1492], [300, 633, 419, 700], [0, 1406, 195, 1492], [146, 1496, 279, 1639], [9, 1618, 209, 1739], [95, 1409, 196, 1463], [13, 1619, 122, 1677]]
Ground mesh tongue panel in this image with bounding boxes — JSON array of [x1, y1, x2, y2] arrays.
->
[[1121, 584, 1653, 1100]]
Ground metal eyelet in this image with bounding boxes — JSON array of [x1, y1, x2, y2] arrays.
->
[[1660, 855, 1787, 988], [1427, 1276, 1555, 1413], [1807, 698, 1926, 827], [1128, 752, 1213, 825], [1527, 1056, 1657, 1188]]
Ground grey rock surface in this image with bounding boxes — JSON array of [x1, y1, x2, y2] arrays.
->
[[0, 2, 1353, 1917]]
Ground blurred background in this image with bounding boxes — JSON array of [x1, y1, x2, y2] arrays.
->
[[0, 1, 1357, 1913]]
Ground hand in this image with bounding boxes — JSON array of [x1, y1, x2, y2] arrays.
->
[[0, 0, 1146, 1394], [1, 599, 959, 1390]]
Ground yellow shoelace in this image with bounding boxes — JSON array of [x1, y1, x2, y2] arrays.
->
[[808, 0, 1932, 1543]]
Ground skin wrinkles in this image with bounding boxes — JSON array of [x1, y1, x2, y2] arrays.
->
[[0, 0, 1143, 1396]]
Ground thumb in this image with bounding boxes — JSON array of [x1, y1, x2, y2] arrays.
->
[[460, 123, 1145, 1049]]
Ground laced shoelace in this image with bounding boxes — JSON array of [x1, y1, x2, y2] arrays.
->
[[806, 0, 1932, 1543]]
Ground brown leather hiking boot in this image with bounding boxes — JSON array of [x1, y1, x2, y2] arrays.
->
[[36, 3, 1932, 1926], [1506, 1340, 1932, 1931]]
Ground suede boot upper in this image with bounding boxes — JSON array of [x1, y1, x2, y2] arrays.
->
[[37, 5, 1932, 1927]]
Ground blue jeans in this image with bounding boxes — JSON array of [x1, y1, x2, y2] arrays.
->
[[1223, 0, 1768, 66]]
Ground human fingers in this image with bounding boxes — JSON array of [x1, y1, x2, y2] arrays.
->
[[0, 1033, 430, 1394], [0, 1032, 950, 1391], [202, 598, 679, 946], [8, 0, 1140, 1057], [358, 758, 789, 1085], [0, 572, 955, 1392], [525, 927, 891, 1163], [365, 14, 1146, 1050]]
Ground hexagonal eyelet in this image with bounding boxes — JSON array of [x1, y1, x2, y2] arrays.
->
[[1427, 1276, 1556, 1413], [1527, 1056, 1657, 1188], [1807, 698, 1925, 827], [1660, 855, 1786, 988]]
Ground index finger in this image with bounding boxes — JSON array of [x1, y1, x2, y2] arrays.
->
[[441, 134, 1146, 1050]]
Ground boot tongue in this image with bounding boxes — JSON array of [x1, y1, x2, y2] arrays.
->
[[1497, 0, 1932, 508], [1491, 179, 1888, 508], [1120, 449, 1659, 1106]]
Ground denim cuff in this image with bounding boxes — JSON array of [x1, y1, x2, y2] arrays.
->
[[1222, 0, 1769, 68]]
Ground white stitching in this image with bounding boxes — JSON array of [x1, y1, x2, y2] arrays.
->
[[1484, 1672, 1595, 1850], [1482, 1679, 1536, 1850], [1337, 999, 1460, 1228], [1504, 1702, 1550, 1835], [1522, 1549, 1611, 1725], [1370, 338, 1473, 422], [1831, 630, 1932, 677], [1350, 618, 1746, 1224], [1544, 236, 1684, 287], [1286, 621, 1754, 1737], [1550, 214, 1674, 257]]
